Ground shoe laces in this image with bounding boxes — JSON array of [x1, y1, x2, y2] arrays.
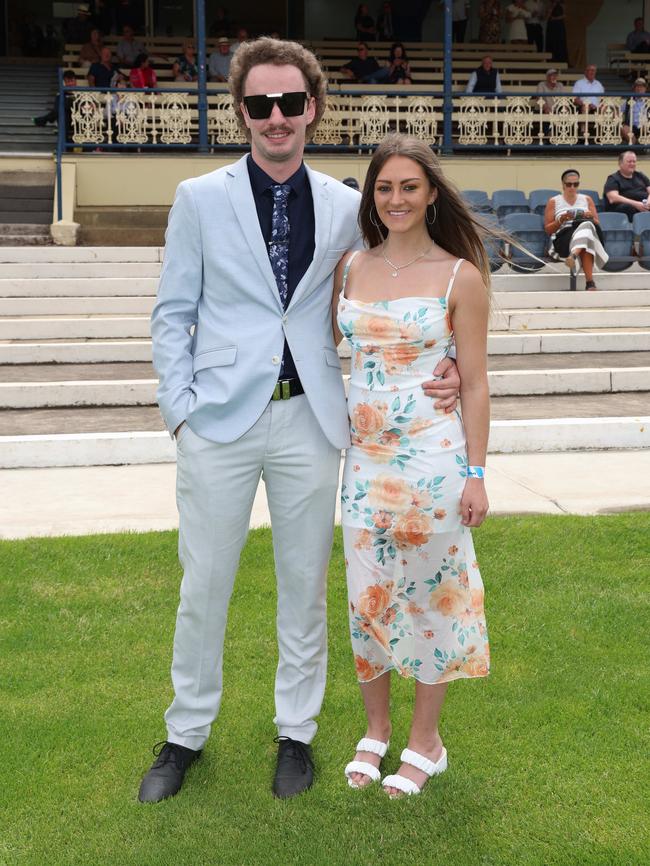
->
[[274, 736, 313, 773], [151, 741, 194, 770]]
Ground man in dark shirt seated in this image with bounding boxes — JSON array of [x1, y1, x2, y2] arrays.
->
[[465, 56, 503, 94], [625, 17, 650, 53], [88, 47, 119, 88], [340, 42, 390, 84], [604, 150, 650, 219]]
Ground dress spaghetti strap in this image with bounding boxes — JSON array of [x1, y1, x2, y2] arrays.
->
[[445, 258, 464, 302], [342, 250, 361, 297]]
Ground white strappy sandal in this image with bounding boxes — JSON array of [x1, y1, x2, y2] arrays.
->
[[344, 737, 390, 789], [382, 747, 448, 798]]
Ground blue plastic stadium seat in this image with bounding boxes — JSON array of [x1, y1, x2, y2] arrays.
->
[[599, 212, 635, 272], [462, 190, 493, 213], [581, 189, 604, 211], [529, 189, 559, 216], [477, 213, 504, 272], [492, 189, 530, 220], [632, 211, 650, 270], [502, 212, 547, 273]]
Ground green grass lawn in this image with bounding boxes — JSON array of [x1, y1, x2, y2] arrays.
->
[[1, 515, 649, 866]]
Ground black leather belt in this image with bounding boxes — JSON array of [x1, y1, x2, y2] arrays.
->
[[271, 378, 305, 400]]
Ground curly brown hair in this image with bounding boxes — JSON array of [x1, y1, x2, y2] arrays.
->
[[229, 37, 327, 143]]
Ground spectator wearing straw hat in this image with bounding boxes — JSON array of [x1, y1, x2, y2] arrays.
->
[[535, 68, 565, 112], [65, 4, 93, 44], [621, 78, 648, 144], [209, 37, 233, 82]]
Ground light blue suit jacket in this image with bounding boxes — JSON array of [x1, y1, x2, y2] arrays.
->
[[151, 155, 362, 449]]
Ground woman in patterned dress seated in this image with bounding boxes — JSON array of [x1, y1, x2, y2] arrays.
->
[[332, 134, 491, 798]]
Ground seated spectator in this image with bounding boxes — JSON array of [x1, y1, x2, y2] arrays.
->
[[626, 17, 650, 53], [387, 42, 412, 84], [621, 77, 648, 144], [107, 73, 130, 124], [465, 56, 503, 94], [377, 1, 394, 40], [129, 53, 157, 88], [230, 27, 249, 53], [88, 46, 119, 87], [544, 169, 607, 290], [535, 68, 566, 112], [173, 40, 198, 82], [208, 37, 232, 81], [79, 28, 103, 66], [604, 150, 650, 219], [65, 4, 93, 44], [572, 64, 604, 112], [355, 3, 376, 41], [117, 25, 144, 67], [340, 42, 390, 84], [33, 70, 77, 141], [505, 0, 530, 44]]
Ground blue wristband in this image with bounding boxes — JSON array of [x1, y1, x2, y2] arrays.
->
[[467, 465, 485, 479]]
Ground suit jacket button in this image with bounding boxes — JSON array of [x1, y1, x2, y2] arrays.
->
[[272, 355, 281, 365]]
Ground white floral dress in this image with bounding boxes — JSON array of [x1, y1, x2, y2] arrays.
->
[[338, 253, 490, 685]]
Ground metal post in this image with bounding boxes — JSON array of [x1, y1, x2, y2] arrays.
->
[[56, 67, 64, 223], [442, 0, 453, 153], [195, 0, 208, 151]]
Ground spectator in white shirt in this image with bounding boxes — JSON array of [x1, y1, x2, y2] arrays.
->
[[572, 64, 604, 111], [452, 0, 470, 43]]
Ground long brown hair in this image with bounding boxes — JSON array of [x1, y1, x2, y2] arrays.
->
[[229, 37, 327, 143], [359, 134, 494, 290]]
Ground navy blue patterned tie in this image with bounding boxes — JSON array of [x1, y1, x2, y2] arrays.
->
[[269, 183, 291, 310]]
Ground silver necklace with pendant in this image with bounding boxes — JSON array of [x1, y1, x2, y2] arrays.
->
[[382, 241, 433, 278]]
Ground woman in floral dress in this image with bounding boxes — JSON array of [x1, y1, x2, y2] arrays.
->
[[332, 134, 491, 798]]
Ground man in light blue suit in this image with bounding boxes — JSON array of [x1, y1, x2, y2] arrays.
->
[[141, 37, 460, 803]]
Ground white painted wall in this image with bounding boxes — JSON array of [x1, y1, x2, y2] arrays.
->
[[586, 0, 642, 67]]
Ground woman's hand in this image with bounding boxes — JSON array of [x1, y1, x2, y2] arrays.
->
[[460, 478, 489, 527]]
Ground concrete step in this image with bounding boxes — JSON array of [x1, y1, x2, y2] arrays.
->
[[4, 329, 650, 364], [0, 184, 54, 199], [494, 290, 650, 309], [0, 246, 162, 263], [492, 270, 650, 292], [75, 207, 170, 228], [0, 211, 50, 224], [0, 316, 150, 340], [0, 277, 157, 298], [79, 227, 167, 247], [2, 393, 648, 437], [0, 262, 161, 279], [0, 224, 50, 236], [0, 297, 155, 316], [2, 415, 648, 468], [492, 307, 650, 331], [1, 367, 648, 407]]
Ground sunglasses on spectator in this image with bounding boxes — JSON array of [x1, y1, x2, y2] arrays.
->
[[564, 181, 580, 187], [243, 91, 308, 119]]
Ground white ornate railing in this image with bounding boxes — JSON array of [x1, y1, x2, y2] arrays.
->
[[66, 91, 650, 149]]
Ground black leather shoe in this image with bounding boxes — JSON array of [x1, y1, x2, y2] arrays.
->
[[138, 741, 201, 803], [272, 736, 314, 799]]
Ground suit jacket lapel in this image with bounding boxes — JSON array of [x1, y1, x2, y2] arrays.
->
[[225, 155, 283, 310], [288, 166, 333, 310]]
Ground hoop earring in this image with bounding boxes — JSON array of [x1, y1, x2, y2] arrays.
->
[[426, 202, 437, 226], [370, 206, 383, 229]]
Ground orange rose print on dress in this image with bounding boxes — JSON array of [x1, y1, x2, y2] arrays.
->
[[434, 508, 447, 520], [406, 600, 424, 615], [408, 418, 434, 436], [461, 656, 489, 677], [384, 343, 421, 368], [429, 581, 470, 617], [352, 401, 387, 437], [354, 529, 373, 549], [369, 475, 411, 512], [378, 430, 400, 446], [381, 607, 397, 625], [470, 588, 485, 612], [359, 441, 394, 462], [372, 510, 393, 529], [399, 321, 422, 342], [356, 315, 400, 340], [440, 439, 452, 448], [411, 488, 433, 509], [448, 545, 459, 555], [355, 655, 374, 681], [357, 583, 391, 620], [394, 508, 434, 549], [423, 630, 435, 639]]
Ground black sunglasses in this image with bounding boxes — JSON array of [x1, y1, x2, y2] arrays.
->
[[564, 181, 580, 187], [243, 91, 308, 119]]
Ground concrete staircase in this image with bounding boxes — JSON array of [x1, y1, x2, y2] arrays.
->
[[0, 62, 59, 153], [0, 246, 648, 467], [0, 170, 54, 246]]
